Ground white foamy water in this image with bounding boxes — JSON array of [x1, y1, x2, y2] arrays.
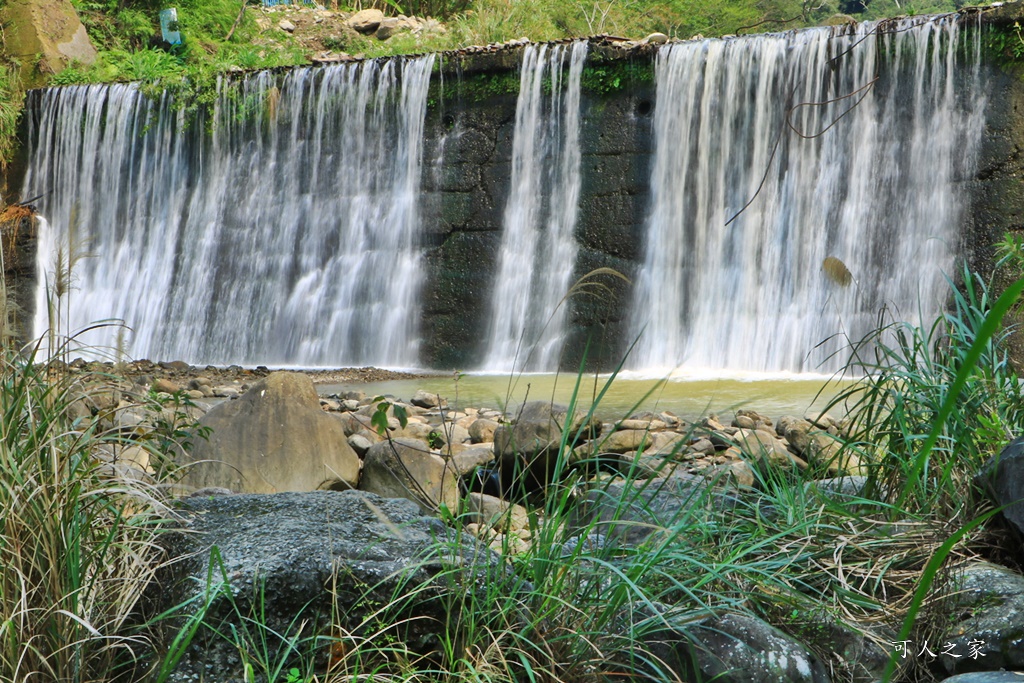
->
[[629, 17, 986, 374], [482, 41, 588, 373], [24, 56, 435, 366]]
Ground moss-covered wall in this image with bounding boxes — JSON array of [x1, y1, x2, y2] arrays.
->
[[418, 53, 656, 370]]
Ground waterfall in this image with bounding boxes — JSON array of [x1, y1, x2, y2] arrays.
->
[[23, 56, 435, 367], [629, 17, 986, 375], [481, 41, 588, 373]]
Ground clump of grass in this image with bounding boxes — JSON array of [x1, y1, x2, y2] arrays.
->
[[0, 340, 182, 682], [825, 266, 1024, 516]]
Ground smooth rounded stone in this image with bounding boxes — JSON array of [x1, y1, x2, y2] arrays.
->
[[359, 438, 460, 514], [278, 18, 295, 32], [939, 561, 1024, 674], [339, 390, 366, 402], [616, 418, 652, 431], [647, 431, 686, 455], [341, 399, 360, 411], [319, 398, 342, 411], [599, 429, 655, 454], [733, 414, 757, 429], [152, 377, 181, 394], [616, 452, 681, 479], [468, 418, 499, 444], [410, 389, 445, 409], [571, 474, 732, 545], [455, 415, 476, 429], [703, 459, 755, 488], [347, 7, 383, 32], [731, 429, 803, 469], [189, 376, 212, 389], [376, 15, 415, 40], [67, 396, 92, 422], [689, 438, 715, 455], [160, 360, 191, 373], [186, 389, 204, 401], [96, 444, 153, 480], [644, 31, 669, 44], [335, 411, 374, 437], [805, 411, 837, 429], [493, 400, 599, 473], [398, 421, 434, 442], [213, 386, 239, 398], [979, 435, 1024, 539], [438, 422, 470, 448], [183, 372, 361, 493], [115, 406, 149, 433], [645, 611, 830, 683], [347, 432, 376, 457], [488, 530, 530, 555], [452, 444, 495, 475], [465, 493, 529, 532]]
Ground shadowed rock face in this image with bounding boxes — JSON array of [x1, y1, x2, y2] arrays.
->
[[182, 371, 361, 493], [0, 0, 96, 87], [151, 490, 518, 683]]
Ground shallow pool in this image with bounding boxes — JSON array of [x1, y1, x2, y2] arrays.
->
[[318, 370, 857, 422]]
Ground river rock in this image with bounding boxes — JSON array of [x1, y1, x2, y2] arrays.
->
[[733, 428, 806, 469], [347, 8, 383, 33], [938, 561, 1024, 674], [360, 437, 460, 514], [468, 418, 499, 443], [182, 372, 360, 493], [376, 15, 415, 40], [410, 389, 445, 408], [465, 492, 529, 532], [645, 610, 830, 683], [493, 400, 599, 477], [151, 491, 514, 682], [979, 435, 1024, 540]]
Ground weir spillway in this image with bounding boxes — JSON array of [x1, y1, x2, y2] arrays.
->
[[17, 14, 1006, 374]]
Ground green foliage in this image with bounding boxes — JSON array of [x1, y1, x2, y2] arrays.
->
[[984, 22, 1024, 66], [370, 396, 408, 436], [579, 59, 653, 96], [825, 267, 1024, 515], [0, 343, 181, 681], [0, 65, 24, 171]]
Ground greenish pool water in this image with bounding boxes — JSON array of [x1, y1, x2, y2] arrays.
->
[[318, 372, 857, 422]]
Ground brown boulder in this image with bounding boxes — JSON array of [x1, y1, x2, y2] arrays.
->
[[183, 372, 360, 493]]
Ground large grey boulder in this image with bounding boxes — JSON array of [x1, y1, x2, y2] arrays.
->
[[493, 401, 599, 479], [359, 437, 460, 514], [938, 561, 1024, 674], [153, 491, 515, 683], [182, 372, 360, 493], [979, 436, 1024, 540]]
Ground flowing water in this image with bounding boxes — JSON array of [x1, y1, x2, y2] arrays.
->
[[629, 17, 986, 374], [481, 41, 588, 372], [23, 56, 435, 366], [21, 18, 988, 378]]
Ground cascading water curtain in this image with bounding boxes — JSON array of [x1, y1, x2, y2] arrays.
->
[[23, 55, 435, 367], [629, 17, 986, 375], [481, 40, 588, 373]]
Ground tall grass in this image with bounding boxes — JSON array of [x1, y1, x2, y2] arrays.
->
[[0, 341, 178, 682], [825, 267, 1024, 516]]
